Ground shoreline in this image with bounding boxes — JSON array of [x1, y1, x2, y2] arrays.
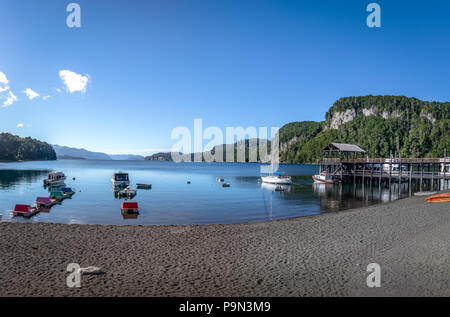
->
[[0, 194, 449, 297]]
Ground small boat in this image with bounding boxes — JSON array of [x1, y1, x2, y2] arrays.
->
[[61, 187, 75, 197], [117, 187, 137, 199], [137, 183, 152, 189], [312, 172, 335, 184], [261, 172, 292, 185], [49, 190, 73, 201], [36, 197, 56, 208], [121, 202, 139, 214], [425, 193, 450, 203], [43, 172, 67, 186], [222, 183, 231, 187], [13, 204, 39, 218], [111, 172, 130, 188], [216, 178, 224, 182], [414, 191, 438, 196], [50, 190, 64, 200]]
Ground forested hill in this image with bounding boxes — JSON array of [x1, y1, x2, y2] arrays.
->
[[279, 95, 449, 164], [0, 133, 56, 162]]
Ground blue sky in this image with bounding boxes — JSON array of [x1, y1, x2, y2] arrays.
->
[[1, 0, 450, 155]]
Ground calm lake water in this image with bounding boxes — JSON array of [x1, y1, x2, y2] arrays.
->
[[0, 160, 417, 225]]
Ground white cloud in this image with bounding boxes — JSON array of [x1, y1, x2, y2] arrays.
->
[[17, 123, 24, 127], [55, 88, 62, 93], [0, 71, 10, 92], [24, 88, 40, 100], [2, 91, 18, 107], [59, 70, 89, 93], [1, 71, 18, 107], [0, 72, 8, 85], [43, 95, 51, 100]]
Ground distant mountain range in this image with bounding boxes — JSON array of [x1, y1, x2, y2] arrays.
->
[[108, 154, 145, 160], [52, 145, 144, 161], [145, 138, 271, 162]]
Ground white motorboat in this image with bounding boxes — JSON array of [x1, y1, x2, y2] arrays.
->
[[117, 187, 137, 199], [261, 172, 292, 185], [312, 172, 335, 184], [112, 172, 130, 188], [261, 182, 291, 192], [43, 171, 67, 185]]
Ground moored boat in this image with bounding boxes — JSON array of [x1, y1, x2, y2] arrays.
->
[[36, 197, 56, 208], [61, 187, 75, 197], [137, 183, 152, 189], [117, 186, 137, 199], [12, 204, 39, 218], [261, 182, 291, 192], [261, 172, 292, 185], [111, 172, 130, 188], [49, 190, 74, 201], [312, 172, 335, 184], [121, 202, 139, 214], [43, 172, 66, 186], [49, 191, 63, 199]]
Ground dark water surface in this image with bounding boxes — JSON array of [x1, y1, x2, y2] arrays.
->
[[0, 160, 417, 225]]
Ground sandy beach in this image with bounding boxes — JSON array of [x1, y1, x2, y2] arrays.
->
[[0, 194, 449, 297]]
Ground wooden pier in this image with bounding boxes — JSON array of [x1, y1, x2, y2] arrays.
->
[[318, 143, 450, 191]]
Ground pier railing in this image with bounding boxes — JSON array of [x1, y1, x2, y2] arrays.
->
[[320, 157, 450, 164]]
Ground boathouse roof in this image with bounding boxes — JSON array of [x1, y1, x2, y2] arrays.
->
[[322, 143, 366, 153]]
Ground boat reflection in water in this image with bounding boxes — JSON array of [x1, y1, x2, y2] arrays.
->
[[45, 182, 66, 192], [121, 211, 139, 220]]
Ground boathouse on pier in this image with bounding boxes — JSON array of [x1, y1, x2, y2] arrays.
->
[[321, 143, 366, 159], [319, 143, 449, 191]]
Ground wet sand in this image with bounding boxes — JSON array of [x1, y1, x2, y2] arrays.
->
[[0, 195, 449, 297]]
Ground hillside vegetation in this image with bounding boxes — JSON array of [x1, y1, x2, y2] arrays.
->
[[0, 133, 56, 161], [279, 95, 449, 163]]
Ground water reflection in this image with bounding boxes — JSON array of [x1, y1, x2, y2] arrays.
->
[[121, 211, 139, 220], [0, 161, 440, 225], [44, 183, 66, 192], [0, 170, 49, 189], [313, 181, 416, 212]]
